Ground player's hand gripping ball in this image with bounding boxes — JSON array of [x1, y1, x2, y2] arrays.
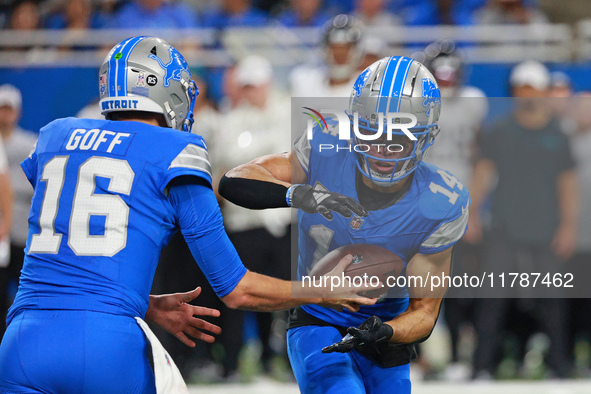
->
[[288, 184, 368, 220], [309, 243, 404, 298], [322, 315, 394, 353]]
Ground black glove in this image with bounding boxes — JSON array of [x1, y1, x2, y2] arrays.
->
[[287, 184, 368, 220], [322, 316, 393, 354]]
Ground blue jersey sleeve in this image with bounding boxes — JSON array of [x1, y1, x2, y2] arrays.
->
[[417, 166, 471, 254], [168, 177, 246, 297]]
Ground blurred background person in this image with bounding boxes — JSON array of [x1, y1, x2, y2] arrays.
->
[[356, 34, 386, 71], [474, 0, 548, 25], [190, 75, 219, 143], [276, 0, 331, 27], [468, 60, 577, 379], [45, 0, 106, 29], [7, 0, 40, 31], [202, 0, 268, 29], [423, 40, 488, 186], [0, 131, 11, 312], [108, 0, 199, 29], [421, 40, 488, 381], [290, 14, 363, 97], [0, 84, 35, 341], [353, 0, 401, 28], [0, 135, 10, 246], [212, 54, 292, 380]]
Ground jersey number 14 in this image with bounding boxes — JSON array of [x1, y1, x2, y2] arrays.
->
[[29, 156, 134, 257], [429, 169, 463, 205]]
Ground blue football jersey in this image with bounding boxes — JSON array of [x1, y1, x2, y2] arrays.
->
[[8, 117, 215, 323], [293, 125, 470, 327]]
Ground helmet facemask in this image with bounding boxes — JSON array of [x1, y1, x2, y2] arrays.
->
[[349, 110, 439, 186]]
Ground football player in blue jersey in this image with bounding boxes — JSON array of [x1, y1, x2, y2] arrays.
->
[[220, 56, 471, 393], [0, 36, 377, 394]]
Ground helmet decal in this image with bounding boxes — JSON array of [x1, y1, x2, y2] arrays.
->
[[353, 67, 371, 97], [422, 78, 441, 117], [376, 57, 414, 114], [109, 36, 146, 98], [148, 46, 190, 88]]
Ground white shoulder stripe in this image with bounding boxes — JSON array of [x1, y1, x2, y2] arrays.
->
[[293, 131, 311, 173], [169, 144, 212, 177], [421, 204, 469, 249]]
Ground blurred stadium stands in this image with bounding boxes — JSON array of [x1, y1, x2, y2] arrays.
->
[[5, 22, 591, 132]]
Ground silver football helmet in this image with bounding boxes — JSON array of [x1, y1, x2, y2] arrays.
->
[[349, 56, 441, 186], [99, 36, 199, 132]]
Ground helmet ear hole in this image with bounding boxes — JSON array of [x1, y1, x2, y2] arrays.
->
[[170, 94, 182, 105]]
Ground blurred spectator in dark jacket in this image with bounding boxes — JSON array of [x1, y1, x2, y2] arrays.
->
[[202, 0, 268, 29], [474, 0, 548, 24], [276, 0, 331, 27], [468, 60, 576, 379], [109, 0, 199, 29]]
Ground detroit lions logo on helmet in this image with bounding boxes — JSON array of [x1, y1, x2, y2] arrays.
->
[[353, 67, 372, 97], [149, 46, 190, 88], [421, 78, 440, 117]]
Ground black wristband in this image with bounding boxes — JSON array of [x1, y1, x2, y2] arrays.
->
[[218, 174, 289, 209], [379, 321, 394, 343]]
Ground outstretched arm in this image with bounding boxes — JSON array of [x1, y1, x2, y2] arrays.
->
[[219, 151, 367, 218], [169, 177, 377, 314], [222, 254, 378, 313]]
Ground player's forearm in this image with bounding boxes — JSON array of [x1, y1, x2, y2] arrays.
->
[[386, 249, 451, 343], [557, 170, 578, 228], [0, 172, 13, 238], [385, 299, 442, 343], [225, 154, 292, 187], [222, 271, 323, 312]]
